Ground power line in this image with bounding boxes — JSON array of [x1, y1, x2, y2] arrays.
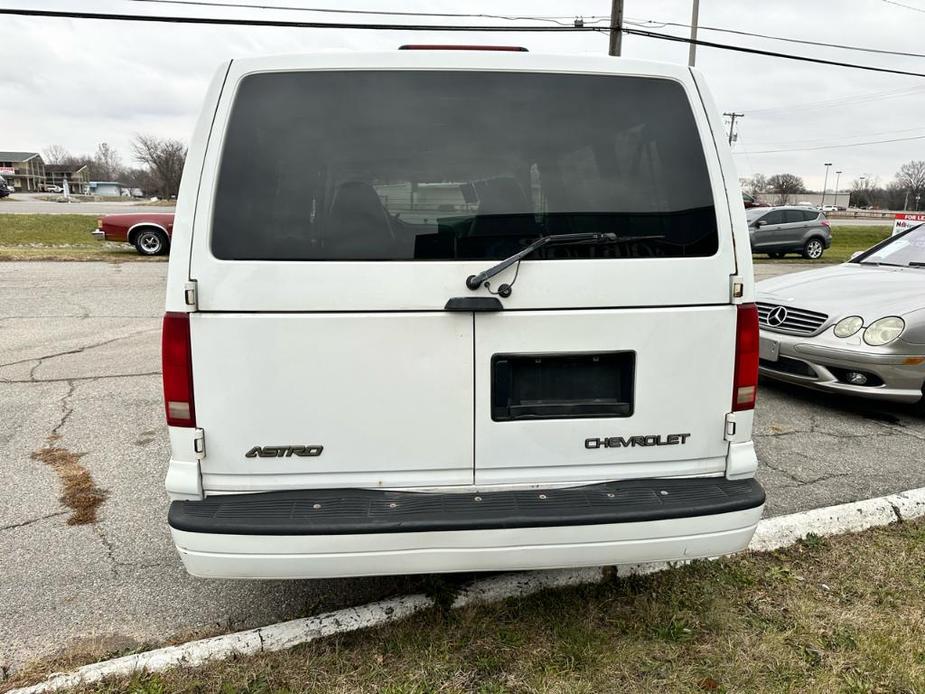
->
[[620, 27, 925, 78], [624, 17, 925, 59], [881, 0, 925, 13], [3, 6, 925, 79], [741, 84, 925, 115], [120, 0, 607, 25], [734, 133, 925, 154], [748, 125, 925, 147]]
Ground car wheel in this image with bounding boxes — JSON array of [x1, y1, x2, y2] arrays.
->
[[768, 252, 785, 259], [134, 229, 169, 256], [802, 238, 824, 260]]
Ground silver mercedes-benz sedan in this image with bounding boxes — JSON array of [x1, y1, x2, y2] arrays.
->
[[756, 224, 925, 410]]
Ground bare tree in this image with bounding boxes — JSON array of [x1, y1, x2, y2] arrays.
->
[[741, 173, 768, 197], [132, 135, 186, 198], [43, 144, 71, 164], [850, 174, 878, 208], [895, 160, 925, 204], [767, 173, 805, 205], [91, 142, 123, 181]]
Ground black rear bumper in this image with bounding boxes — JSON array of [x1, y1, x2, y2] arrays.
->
[[169, 477, 765, 536]]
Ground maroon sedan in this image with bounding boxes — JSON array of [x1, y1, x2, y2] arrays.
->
[[92, 212, 174, 256]]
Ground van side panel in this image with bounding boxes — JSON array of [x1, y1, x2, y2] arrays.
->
[[690, 68, 756, 304], [165, 61, 230, 314]]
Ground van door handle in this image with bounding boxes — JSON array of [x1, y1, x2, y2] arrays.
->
[[444, 297, 504, 312]]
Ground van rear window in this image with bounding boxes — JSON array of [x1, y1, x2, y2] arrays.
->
[[212, 71, 719, 261]]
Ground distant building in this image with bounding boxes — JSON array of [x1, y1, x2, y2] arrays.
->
[[46, 164, 90, 194], [89, 181, 126, 197], [756, 192, 851, 208], [0, 151, 46, 192]]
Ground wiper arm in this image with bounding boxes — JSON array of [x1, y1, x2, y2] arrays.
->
[[909, 261, 925, 267], [465, 232, 661, 293]]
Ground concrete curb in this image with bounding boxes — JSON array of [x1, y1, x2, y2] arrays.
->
[[11, 486, 925, 694]]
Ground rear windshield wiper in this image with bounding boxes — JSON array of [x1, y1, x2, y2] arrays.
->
[[465, 231, 663, 296]]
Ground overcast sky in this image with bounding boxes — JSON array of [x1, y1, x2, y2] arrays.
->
[[2, 0, 925, 190]]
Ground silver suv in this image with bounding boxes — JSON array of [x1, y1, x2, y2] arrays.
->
[[746, 206, 832, 259]]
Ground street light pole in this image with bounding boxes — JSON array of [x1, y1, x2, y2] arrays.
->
[[821, 163, 832, 207], [834, 170, 842, 209]]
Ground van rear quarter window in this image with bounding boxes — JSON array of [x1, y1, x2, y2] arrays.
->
[[211, 71, 719, 261]]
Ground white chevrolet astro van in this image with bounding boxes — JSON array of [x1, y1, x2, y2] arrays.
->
[[162, 48, 764, 579]]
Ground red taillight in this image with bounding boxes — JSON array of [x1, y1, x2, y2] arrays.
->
[[398, 44, 528, 51], [162, 312, 196, 427], [733, 303, 759, 411], [821, 219, 831, 228]]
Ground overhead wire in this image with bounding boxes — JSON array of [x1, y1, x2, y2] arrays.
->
[[119, 0, 611, 25], [623, 17, 925, 59], [2, 6, 925, 81], [881, 0, 925, 13], [734, 133, 925, 154], [739, 84, 925, 115], [746, 125, 925, 147]]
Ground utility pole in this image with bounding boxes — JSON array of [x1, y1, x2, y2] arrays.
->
[[723, 112, 743, 146], [821, 162, 832, 207], [608, 0, 623, 56], [688, 0, 700, 67]]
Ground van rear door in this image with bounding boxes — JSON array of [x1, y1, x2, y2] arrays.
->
[[185, 54, 740, 493]]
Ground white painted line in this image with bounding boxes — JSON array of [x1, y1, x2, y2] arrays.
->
[[11, 486, 925, 694]]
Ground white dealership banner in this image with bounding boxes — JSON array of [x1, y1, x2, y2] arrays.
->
[[892, 212, 925, 236]]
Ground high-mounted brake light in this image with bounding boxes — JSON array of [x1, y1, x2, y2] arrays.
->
[[399, 44, 528, 51], [162, 312, 196, 427], [732, 303, 759, 411]]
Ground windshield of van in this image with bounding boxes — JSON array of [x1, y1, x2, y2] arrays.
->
[[212, 71, 719, 261]]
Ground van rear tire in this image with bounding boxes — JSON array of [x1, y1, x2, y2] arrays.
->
[[802, 238, 824, 260], [134, 229, 169, 256]]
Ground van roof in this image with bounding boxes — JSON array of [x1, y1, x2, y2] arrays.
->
[[226, 51, 697, 82]]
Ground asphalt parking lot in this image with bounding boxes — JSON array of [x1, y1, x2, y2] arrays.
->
[[2, 261, 923, 675], [0, 192, 175, 216]]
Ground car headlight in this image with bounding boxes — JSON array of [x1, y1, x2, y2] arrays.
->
[[833, 316, 863, 338], [863, 317, 905, 346]]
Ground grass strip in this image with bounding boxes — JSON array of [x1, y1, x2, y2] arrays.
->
[[754, 225, 891, 264], [0, 215, 166, 261], [12, 518, 922, 694]]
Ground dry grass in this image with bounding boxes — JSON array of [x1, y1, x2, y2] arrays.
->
[[0, 214, 166, 262], [753, 225, 891, 264], [3, 519, 920, 693], [31, 439, 108, 525]]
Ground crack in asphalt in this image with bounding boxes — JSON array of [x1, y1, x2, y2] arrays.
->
[[0, 327, 160, 371], [51, 380, 77, 438], [0, 511, 67, 532], [1, 372, 161, 385], [95, 525, 119, 578], [755, 428, 896, 440], [759, 457, 851, 487]]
